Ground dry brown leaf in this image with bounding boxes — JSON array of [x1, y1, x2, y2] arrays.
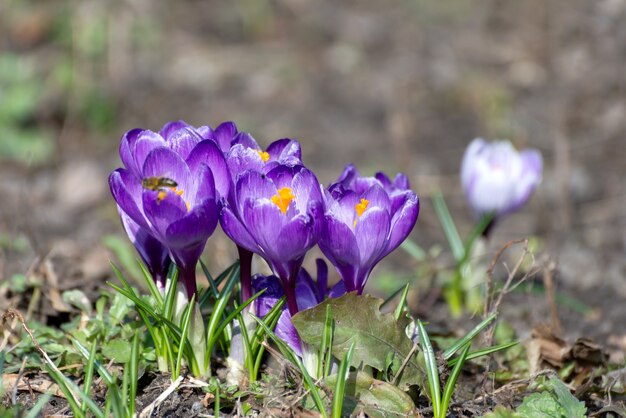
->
[[2, 373, 65, 398]]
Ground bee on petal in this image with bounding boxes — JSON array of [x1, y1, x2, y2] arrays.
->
[[141, 176, 178, 191]]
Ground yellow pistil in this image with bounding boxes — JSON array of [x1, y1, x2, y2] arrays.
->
[[353, 198, 369, 226], [257, 150, 270, 162], [271, 187, 295, 214], [156, 187, 184, 205], [170, 187, 184, 196], [186, 202, 191, 211]]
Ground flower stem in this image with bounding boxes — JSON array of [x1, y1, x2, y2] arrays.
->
[[284, 278, 300, 316], [237, 246, 253, 303], [178, 265, 198, 300]]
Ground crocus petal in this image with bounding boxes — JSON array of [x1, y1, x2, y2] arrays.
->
[[191, 163, 217, 206], [275, 310, 302, 357], [335, 164, 358, 187], [226, 144, 265, 180], [142, 190, 188, 241], [355, 207, 390, 268], [374, 172, 392, 189], [196, 125, 213, 139], [393, 173, 410, 190], [159, 120, 190, 139], [291, 168, 323, 214], [319, 215, 360, 268], [328, 280, 347, 298], [461, 138, 487, 192], [109, 169, 150, 230], [119, 209, 170, 285], [362, 183, 391, 211], [232, 132, 259, 149], [383, 193, 419, 260], [253, 274, 284, 317], [235, 171, 276, 214], [133, 131, 165, 174], [243, 200, 286, 262], [511, 149, 543, 212], [186, 141, 230, 200], [166, 127, 203, 160], [165, 198, 218, 249], [219, 205, 259, 253], [119, 128, 143, 176], [295, 268, 319, 311], [275, 214, 316, 263], [213, 121, 238, 152], [265, 164, 298, 190], [266, 138, 302, 163]]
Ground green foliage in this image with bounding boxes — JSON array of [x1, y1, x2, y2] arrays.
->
[[292, 292, 425, 389], [480, 405, 525, 418], [481, 376, 587, 418], [517, 392, 567, 417], [324, 371, 417, 418], [331, 340, 356, 418]]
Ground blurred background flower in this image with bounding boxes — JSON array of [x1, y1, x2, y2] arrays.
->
[[461, 138, 542, 221]]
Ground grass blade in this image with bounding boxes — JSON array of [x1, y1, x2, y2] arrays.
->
[[24, 392, 52, 418], [331, 340, 356, 418], [250, 297, 285, 355], [400, 238, 427, 262], [381, 282, 411, 309], [212, 377, 221, 418], [175, 294, 195, 378], [72, 338, 115, 385], [129, 332, 141, 417], [45, 364, 103, 418], [393, 283, 411, 321], [208, 288, 263, 349], [432, 192, 464, 262], [80, 339, 98, 414], [440, 343, 470, 418], [137, 260, 164, 307], [418, 320, 441, 417], [163, 268, 180, 321], [318, 305, 332, 378], [447, 341, 519, 366], [442, 312, 497, 360]]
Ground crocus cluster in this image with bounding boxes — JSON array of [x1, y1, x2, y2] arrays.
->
[[109, 119, 420, 354], [461, 138, 542, 227]]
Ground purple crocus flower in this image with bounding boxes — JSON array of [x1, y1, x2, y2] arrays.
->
[[461, 138, 542, 221], [109, 121, 229, 298], [220, 164, 323, 315], [319, 164, 419, 294], [253, 259, 343, 356], [223, 134, 302, 302]]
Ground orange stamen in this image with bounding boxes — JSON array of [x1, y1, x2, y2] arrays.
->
[[353, 198, 369, 226], [257, 150, 270, 162], [157, 190, 167, 203], [271, 187, 295, 214]]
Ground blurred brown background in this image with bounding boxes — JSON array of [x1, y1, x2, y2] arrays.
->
[[1, 0, 625, 337]]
